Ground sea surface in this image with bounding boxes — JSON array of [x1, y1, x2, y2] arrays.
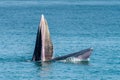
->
[[0, 0, 120, 80]]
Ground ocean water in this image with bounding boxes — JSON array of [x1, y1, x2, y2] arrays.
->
[[0, 0, 120, 80]]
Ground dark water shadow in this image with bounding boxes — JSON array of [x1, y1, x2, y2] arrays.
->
[[33, 61, 53, 78], [77, 61, 93, 66], [33, 60, 91, 67], [56, 60, 91, 66], [78, 61, 90, 65], [34, 61, 52, 67], [33, 61, 53, 72]]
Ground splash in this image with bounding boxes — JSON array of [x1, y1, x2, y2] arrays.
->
[[60, 57, 90, 63]]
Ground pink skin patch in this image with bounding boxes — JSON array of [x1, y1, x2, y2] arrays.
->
[[40, 15, 46, 61], [77, 50, 92, 59]]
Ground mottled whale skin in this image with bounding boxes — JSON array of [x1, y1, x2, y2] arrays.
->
[[50, 48, 93, 62], [32, 14, 93, 62], [32, 15, 53, 62]]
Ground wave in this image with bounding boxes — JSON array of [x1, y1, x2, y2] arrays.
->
[[1, 1, 120, 7]]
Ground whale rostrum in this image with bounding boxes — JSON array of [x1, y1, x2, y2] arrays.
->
[[32, 14, 53, 61]]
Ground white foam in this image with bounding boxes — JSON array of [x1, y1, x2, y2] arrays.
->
[[59, 57, 90, 63]]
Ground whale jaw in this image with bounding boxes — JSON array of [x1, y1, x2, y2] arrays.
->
[[50, 48, 93, 62], [32, 14, 53, 62]]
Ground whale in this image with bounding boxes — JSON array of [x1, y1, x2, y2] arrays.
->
[[50, 48, 93, 62], [32, 14, 53, 61], [32, 14, 93, 62]]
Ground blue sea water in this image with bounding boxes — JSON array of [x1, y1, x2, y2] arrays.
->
[[0, 0, 120, 80]]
